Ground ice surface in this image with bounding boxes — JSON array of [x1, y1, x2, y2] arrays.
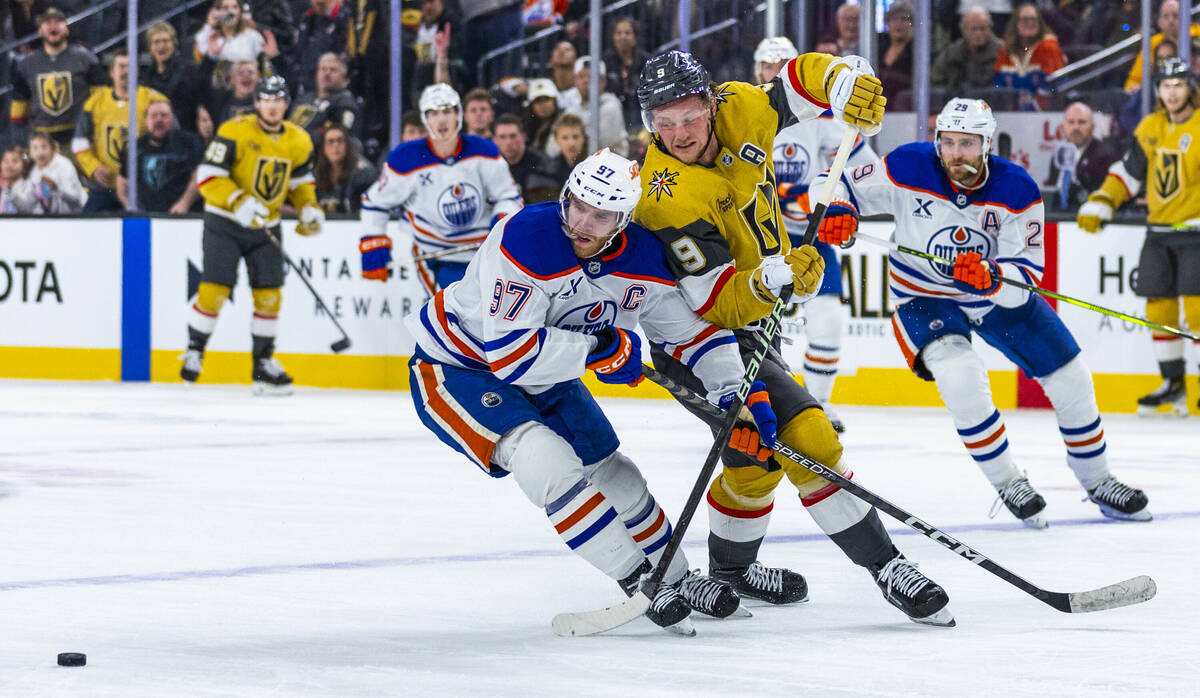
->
[[0, 380, 1195, 697]]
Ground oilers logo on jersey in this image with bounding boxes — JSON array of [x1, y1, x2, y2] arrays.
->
[[480, 391, 502, 407], [554, 299, 618, 333], [927, 225, 993, 279], [773, 141, 813, 184], [438, 182, 482, 227]]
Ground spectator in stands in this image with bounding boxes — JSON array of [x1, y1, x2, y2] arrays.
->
[[549, 40, 579, 108], [1124, 0, 1200, 94], [0, 145, 30, 214], [194, 0, 268, 65], [73, 49, 171, 213], [836, 2, 859, 56], [12, 132, 85, 213], [245, 0, 298, 64], [1047, 102, 1119, 211], [143, 22, 209, 133], [411, 0, 465, 102], [348, 0, 401, 161], [521, 77, 560, 154], [462, 88, 495, 139], [288, 53, 360, 144], [401, 109, 427, 141], [544, 112, 585, 185], [878, 2, 915, 101], [603, 17, 651, 132], [205, 61, 261, 125], [994, 2, 1066, 110], [9, 7, 106, 151], [562, 57, 628, 156], [294, 0, 349, 95], [314, 124, 376, 214], [933, 7, 1003, 89], [492, 113, 557, 203], [117, 101, 205, 214], [463, 1, 523, 87], [197, 106, 215, 144], [7, 1, 48, 55]]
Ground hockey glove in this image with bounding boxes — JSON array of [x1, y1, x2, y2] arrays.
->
[[359, 234, 393, 281], [778, 181, 811, 216], [296, 205, 325, 236], [786, 244, 826, 299], [952, 251, 1002, 296], [1076, 195, 1113, 234], [231, 192, 269, 228], [719, 380, 777, 463], [816, 199, 859, 247], [586, 326, 644, 386], [824, 57, 885, 136]]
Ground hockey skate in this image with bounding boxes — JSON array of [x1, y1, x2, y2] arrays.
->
[[1086, 476, 1152, 521], [619, 561, 693, 635], [252, 357, 294, 396], [676, 570, 745, 619], [1136, 378, 1188, 417], [823, 402, 846, 433], [868, 552, 954, 627], [990, 475, 1048, 529], [715, 560, 808, 605], [179, 349, 204, 383]]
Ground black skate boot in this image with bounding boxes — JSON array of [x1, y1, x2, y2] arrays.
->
[[867, 551, 954, 627], [1136, 377, 1187, 417], [1086, 476, 1152, 521], [715, 560, 808, 605], [252, 356, 294, 396], [179, 349, 204, 383], [619, 561, 693, 634], [990, 475, 1048, 529], [675, 570, 742, 619]]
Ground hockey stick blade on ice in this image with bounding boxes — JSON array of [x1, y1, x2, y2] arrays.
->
[[551, 127, 862, 637], [264, 229, 353, 353], [641, 364, 1158, 615]]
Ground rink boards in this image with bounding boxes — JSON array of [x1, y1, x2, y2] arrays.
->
[[0, 218, 1183, 412]]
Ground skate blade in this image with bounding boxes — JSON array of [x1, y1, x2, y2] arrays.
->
[[253, 382, 294, 397], [663, 617, 696, 636], [911, 606, 956, 628], [728, 604, 753, 618], [1097, 505, 1153, 522], [1136, 402, 1188, 417], [1020, 513, 1049, 529]]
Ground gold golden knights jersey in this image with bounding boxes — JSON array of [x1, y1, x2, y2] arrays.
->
[[1102, 108, 1200, 227], [10, 45, 106, 136], [635, 53, 840, 329], [72, 86, 169, 180], [196, 113, 317, 227]]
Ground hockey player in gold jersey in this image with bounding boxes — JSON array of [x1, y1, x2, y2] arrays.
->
[[634, 50, 953, 626], [72, 49, 169, 211], [184, 75, 326, 395], [1078, 57, 1200, 415]]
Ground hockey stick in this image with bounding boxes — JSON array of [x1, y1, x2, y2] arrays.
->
[[853, 231, 1200, 342], [640, 364, 1158, 614], [263, 229, 352, 353], [413, 241, 483, 262], [551, 127, 859, 637]]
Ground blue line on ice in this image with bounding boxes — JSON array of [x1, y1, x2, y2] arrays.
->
[[3, 512, 1193, 592]]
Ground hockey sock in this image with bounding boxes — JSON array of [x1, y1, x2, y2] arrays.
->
[[801, 462, 895, 567], [586, 451, 685, 584], [252, 335, 275, 360], [1039, 356, 1109, 489], [706, 469, 780, 574], [1159, 358, 1186, 381], [250, 287, 280, 348], [802, 295, 842, 403], [187, 326, 211, 353]]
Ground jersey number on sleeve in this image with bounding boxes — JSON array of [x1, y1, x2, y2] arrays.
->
[[489, 280, 533, 320], [670, 236, 708, 273], [1024, 220, 1042, 249]]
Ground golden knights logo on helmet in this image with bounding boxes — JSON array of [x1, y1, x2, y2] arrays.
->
[[38, 72, 73, 117], [253, 157, 291, 201]]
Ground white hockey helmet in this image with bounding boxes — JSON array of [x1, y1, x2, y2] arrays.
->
[[934, 97, 997, 155], [559, 148, 643, 238], [419, 82, 462, 132], [754, 36, 799, 65]]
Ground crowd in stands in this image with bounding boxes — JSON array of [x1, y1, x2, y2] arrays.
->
[[0, 0, 1192, 218]]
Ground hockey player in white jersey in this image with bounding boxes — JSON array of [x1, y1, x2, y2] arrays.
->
[[406, 150, 779, 633], [753, 36, 878, 432], [814, 98, 1151, 526], [358, 83, 522, 296]]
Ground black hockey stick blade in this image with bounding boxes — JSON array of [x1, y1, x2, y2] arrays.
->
[[330, 337, 352, 353], [551, 592, 651, 637]]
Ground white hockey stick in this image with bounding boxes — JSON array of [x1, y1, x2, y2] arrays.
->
[[412, 242, 483, 262]]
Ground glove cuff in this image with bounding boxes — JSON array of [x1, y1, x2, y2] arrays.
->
[[1079, 199, 1113, 221]]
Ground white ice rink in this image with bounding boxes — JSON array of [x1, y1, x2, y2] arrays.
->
[[0, 379, 1196, 697]]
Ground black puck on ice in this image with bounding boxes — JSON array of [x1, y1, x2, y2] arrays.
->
[[57, 652, 86, 667]]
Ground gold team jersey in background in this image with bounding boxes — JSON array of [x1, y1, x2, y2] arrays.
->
[[1105, 108, 1200, 227], [635, 52, 842, 330], [196, 113, 317, 227], [72, 86, 169, 180]]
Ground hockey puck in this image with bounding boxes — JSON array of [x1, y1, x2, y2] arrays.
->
[[57, 652, 86, 667]]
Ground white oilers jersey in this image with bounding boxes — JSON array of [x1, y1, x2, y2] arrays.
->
[[774, 110, 876, 235], [406, 202, 745, 401], [820, 142, 1045, 319], [361, 134, 522, 262]]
